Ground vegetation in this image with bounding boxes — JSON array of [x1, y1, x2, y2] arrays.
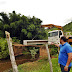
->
[[0, 11, 72, 72], [30, 47, 38, 59], [9, 58, 71, 72], [49, 45, 58, 55], [12, 37, 20, 44], [44, 21, 72, 33], [0, 11, 47, 43], [0, 10, 72, 61], [0, 11, 47, 59], [63, 22, 72, 32], [0, 38, 9, 59], [4, 58, 72, 72], [50, 48, 58, 55]]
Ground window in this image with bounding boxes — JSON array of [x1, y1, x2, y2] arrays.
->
[[52, 31, 58, 36], [68, 37, 72, 39], [59, 31, 62, 35], [48, 33, 52, 37], [48, 31, 58, 37]]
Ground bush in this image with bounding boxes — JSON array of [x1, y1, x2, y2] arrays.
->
[[49, 45, 58, 55], [0, 38, 9, 59], [30, 47, 38, 59], [50, 48, 58, 55]]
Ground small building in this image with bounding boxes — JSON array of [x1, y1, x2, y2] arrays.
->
[[13, 44, 48, 58]]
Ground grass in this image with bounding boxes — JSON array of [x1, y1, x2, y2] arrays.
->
[[17, 58, 72, 72], [5, 58, 72, 72]]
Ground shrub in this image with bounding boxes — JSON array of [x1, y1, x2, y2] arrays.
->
[[50, 48, 58, 55], [30, 47, 38, 59], [49, 45, 58, 55], [0, 38, 9, 59]]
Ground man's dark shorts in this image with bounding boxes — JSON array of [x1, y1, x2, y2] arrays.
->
[[60, 64, 71, 72]]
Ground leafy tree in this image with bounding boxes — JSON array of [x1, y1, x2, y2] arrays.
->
[[9, 11, 21, 23], [0, 12, 10, 24], [0, 11, 47, 43]]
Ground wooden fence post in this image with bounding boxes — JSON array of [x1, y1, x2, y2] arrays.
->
[[45, 43, 53, 72], [5, 31, 18, 72]]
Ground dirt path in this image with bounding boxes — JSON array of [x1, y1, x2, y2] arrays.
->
[[0, 54, 38, 72]]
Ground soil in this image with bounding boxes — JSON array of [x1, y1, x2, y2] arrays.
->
[[0, 54, 39, 72]]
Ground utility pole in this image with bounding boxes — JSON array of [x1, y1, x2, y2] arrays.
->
[[5, 31, 18, 72]]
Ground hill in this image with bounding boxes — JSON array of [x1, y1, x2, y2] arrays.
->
[[63, 22, 72, 32]]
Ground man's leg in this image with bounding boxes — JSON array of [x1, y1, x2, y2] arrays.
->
[[60, 64, 71, 72]]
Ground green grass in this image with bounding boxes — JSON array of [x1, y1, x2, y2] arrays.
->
[[18, 58, 72, 72]]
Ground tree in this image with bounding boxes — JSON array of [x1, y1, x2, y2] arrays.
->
[[0, 11, 47, 43], [0, 12, 10, 25]]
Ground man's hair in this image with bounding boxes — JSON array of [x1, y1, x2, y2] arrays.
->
[[61, 36, 67, 42]]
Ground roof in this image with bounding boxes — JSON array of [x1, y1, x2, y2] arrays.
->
[[41, 24, 62, 30]]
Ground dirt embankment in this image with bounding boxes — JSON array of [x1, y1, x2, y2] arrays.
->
[[0, 54, 39, 72]]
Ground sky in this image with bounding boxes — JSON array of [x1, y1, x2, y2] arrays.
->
[[0, 0, 72, 26]]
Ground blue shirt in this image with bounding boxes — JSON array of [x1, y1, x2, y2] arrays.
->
[[58, 42, 72, 67]]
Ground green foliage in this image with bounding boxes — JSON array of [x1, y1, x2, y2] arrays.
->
[[0, 22, 3, 30], [21, 29, 27, 35], [70, 32, 72, 35], [50, 48, 58, 55], [67, 33, 69, 35], [49, 45, 57, 48], [27, 24, 35, 31], [0, 12, 10, 24], [10, 22, 16, 29], [27, 32, 32, 38], [4, 24, 10, 30], [30, 47, 38, 59], [49, 45, 58, 55], [63, 22, 72, 32], [0, 38, 9, 59], [12, 37, 20, 44], [22, 51, 30, 54], [0, 11, 47, 43], [0, 30, 4, 37]]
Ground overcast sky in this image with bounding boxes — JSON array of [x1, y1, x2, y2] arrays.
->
[[0, 0, 72, 26]]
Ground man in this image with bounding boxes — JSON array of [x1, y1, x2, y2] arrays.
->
[[51, 36, 72, 72]]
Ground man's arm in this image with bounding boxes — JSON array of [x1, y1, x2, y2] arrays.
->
[[64, 53, 72, 71], [66, 53, 72, 66], [51, 42, 60, 47]]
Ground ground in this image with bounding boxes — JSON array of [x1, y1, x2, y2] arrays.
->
[[17, 58, 72, 72], [3, 56, 72, 72]]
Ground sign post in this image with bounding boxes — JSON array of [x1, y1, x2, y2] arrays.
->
[[5, 31, 18, 72], [45, 43, 53, 72]]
